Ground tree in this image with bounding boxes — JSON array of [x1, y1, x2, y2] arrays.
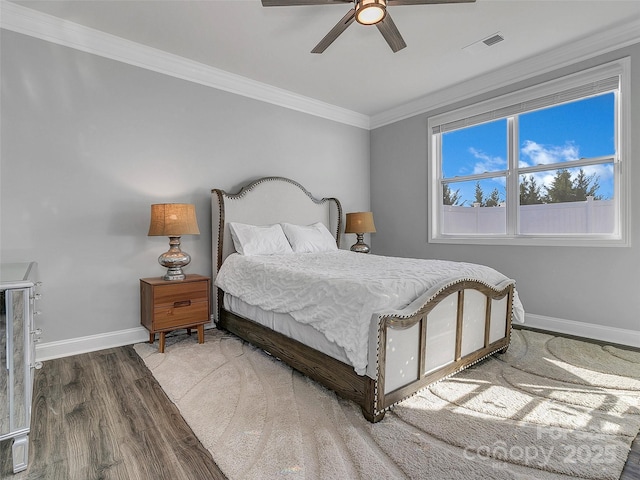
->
[[544, 168, 602, 203], [473, 181, 503, 207], [442, 183, 462, 206], [544, 169, 575, 203], [572, 169, 602, 201], [485, 188, 502, 207], [519, 175, 544, 205], [474, 182, 484, 206]]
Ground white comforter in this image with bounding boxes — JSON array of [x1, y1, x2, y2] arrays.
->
[[215, 250, 524, 375]]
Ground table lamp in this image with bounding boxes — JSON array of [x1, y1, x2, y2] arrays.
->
[[345, 211, 376, 253], [148, 203, 200, 280]]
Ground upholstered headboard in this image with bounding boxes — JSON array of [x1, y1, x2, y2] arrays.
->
[[211, 177, 342, 317]]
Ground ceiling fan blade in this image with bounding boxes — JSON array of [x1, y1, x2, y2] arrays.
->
[[311, 8, 356, 53], [262, 0, 352, 6], [376, 13, 407, 52], [387, 0, 475, 5]]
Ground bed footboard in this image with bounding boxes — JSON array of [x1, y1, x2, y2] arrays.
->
[[371, 280, 514, 418]]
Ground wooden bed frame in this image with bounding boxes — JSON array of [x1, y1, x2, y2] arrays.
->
[[211, 177, 513, 423]]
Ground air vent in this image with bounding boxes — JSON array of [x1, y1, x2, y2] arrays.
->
[[463, 32, 505, 54], [483, 33, 504, 47]]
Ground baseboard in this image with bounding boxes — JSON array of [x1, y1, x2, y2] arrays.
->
[[524, 313, 640, 349], [35, 324, 218, 361], [35, 327, 151, 362]]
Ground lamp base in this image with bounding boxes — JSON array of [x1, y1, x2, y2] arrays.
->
[[162, 268, 187, 281], [158, 236, 191, 281], [350, 233, 371, 254]]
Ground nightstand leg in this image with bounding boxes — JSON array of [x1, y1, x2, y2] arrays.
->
[[159, 332, 166, 353], [197, 325, 204, 344], [186, 328, 192, 336], [149, 332, 155, 344]]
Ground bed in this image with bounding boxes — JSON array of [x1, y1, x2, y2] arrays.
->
[[211, 176, 523, 423]]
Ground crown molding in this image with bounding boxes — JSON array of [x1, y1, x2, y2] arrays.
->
[[370, 15, 640, 129], [0, 1, 371, 130]]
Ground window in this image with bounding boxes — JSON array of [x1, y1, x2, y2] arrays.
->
[[428, 59, 629, 246]]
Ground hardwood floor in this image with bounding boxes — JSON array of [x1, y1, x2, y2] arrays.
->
[[0, 330, 638, 479], [0, 345, 225, 480]]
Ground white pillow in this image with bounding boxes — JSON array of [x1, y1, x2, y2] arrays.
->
[[228, 222, 293, 256], [281, 222, 338, 253]]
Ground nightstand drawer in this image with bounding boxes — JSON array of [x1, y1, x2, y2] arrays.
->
[[154, 299, 209, 330], [152, 281, 208, 307]]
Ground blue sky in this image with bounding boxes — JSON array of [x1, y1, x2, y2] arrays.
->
[[442, 93, 615, 204]]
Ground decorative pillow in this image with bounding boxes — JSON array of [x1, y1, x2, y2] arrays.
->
[[228, 222, 293, 256], [281, 222, 338, 253]]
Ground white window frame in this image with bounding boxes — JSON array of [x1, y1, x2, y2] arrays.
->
[[427, 58, 630, 247]]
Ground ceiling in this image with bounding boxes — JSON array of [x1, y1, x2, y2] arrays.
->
[[7, 0, 640, 119]]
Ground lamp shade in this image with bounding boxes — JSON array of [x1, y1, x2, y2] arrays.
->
[[345, 212, 376, 234], [148, 204, 200, 236]]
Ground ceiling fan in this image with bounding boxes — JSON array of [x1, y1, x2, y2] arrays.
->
[[261, 0, 476, 53]]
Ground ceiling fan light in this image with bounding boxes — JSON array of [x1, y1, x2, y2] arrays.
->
[[355, 0, 387, 26]]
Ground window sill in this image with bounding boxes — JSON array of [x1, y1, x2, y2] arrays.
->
[[428, 235, 628, 248]]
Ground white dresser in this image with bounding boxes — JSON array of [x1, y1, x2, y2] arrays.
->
[[0, 262, 42, 474]]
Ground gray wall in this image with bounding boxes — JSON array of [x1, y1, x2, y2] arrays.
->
[[1, 31, 370, 345], [371, 44, 640, 336]]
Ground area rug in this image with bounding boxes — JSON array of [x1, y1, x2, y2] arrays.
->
[[134, 328, 640, 480]]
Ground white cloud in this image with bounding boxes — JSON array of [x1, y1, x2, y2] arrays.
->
[[520, 140, 580, 167], [468, 147, 506, 174]]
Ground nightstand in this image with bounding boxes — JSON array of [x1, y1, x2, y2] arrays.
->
[[140, 274, 211, 353]]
